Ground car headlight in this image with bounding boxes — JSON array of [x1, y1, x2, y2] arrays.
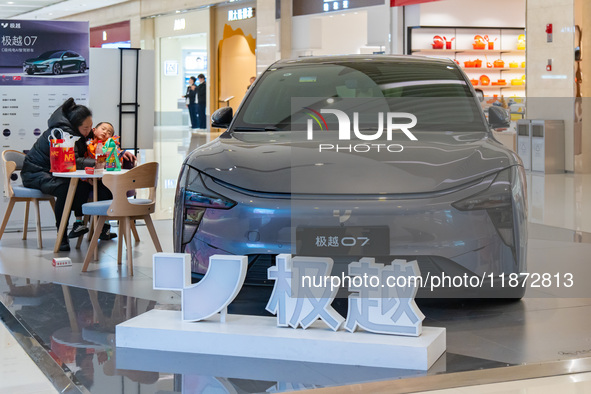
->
[[173, 165, 236, 252], [452, 166, 519, 248]]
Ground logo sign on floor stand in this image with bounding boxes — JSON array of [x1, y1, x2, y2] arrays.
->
[[152, 253, 424, 336]]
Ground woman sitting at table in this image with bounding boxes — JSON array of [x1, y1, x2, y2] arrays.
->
[[21, 98, 117, 251]]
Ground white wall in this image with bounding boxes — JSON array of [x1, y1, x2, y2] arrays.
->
[[291, 3, 392, 57], [526, 0, 575, 172]]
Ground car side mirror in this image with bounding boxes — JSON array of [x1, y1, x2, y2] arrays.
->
[[211, 107, 233, 129], [474, 89, 484, 102], [488, 106, 511, 129]]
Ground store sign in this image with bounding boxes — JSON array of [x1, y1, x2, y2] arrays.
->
[[323, 0, 349, 12], [153, 253, 424, 336], [164, 60, 178, 76], [173, 18, 185, 31], [228, 7, 255, 21], [294, 0, 383, 16]]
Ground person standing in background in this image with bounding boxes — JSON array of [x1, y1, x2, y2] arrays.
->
[[184, 76, 198, 129], [247, 76, 256, 91], [196, 74, 207, 129]]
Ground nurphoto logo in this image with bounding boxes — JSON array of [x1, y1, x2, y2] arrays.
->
[[305, 108, 418, 153]]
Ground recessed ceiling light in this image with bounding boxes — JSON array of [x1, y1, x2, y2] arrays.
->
[[7, 2, 15, 4]]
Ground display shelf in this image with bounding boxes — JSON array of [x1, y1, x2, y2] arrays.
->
[[462, 67, 526, 72], [473, 85, 525, 90], [408, 26, 526, 100], [414, 50, 525, 55]]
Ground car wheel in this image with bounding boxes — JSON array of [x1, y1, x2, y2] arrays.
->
[[26, 70, 33, 75], [79, 62, 86, 73], [52, 63, 62, 75]]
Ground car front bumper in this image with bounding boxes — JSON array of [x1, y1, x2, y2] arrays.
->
[[174, 166, 527, 297]]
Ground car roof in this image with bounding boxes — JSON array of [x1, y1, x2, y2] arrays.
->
[[271, 54, 455, 68]]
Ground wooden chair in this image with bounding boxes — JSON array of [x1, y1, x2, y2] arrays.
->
[[0, 150, 55, 248], [81, 162, 162, 275]]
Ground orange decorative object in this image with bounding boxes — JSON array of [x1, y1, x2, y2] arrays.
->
[[470, 79, 479, 86], [479, 75, 490, 86], [473, 59, 482, 67], [464, 60, 474, 68], [443, 36, 455, 49], [493, 59, 505, 68], [432, 35, 444, 49], [497, 79, 506, 85], [473, 35, 486, 49]]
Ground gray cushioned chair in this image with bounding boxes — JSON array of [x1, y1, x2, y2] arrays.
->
[[0, 150, 56, 248]]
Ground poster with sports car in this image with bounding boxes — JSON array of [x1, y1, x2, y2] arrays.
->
[[0, 19, 89, 230], [0, 20, 89, 86]]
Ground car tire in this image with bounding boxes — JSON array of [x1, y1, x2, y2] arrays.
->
[[52, 63, 62, 75], [26, 70, 33, 75], [79, 62, 86, 73]]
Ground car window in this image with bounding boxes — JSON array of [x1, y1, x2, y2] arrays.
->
[[234, 61, 486, 132], [37, 51, 64, 60]]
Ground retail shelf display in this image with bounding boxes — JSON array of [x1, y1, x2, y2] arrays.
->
[[408, 26, 526, 99]]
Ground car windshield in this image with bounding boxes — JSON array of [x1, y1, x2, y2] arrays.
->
[[234, 61, 487, 132], [36, 51, 63, 60]]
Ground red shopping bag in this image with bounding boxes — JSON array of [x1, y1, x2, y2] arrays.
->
[[49, 129, 76, 173]]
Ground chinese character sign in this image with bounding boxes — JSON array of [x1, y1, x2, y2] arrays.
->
[[345, 258, 424, 336], [266, 255, 344, 331], [153, 253, 425, 337]]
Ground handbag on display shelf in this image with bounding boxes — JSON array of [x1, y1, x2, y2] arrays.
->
[[49, 128, 78, 173]]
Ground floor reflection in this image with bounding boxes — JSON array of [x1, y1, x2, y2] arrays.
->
[[0, 274, 512, 394]]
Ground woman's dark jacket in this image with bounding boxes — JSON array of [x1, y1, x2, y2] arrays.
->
[[196, 82, 206, 104], [185, 85, 197, 104], [21, 105, 94, 194]]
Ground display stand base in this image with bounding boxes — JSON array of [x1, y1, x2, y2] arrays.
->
[[116, 310, 446, 370]]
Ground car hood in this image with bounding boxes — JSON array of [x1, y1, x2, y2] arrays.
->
[[186, 131, 518, 195]]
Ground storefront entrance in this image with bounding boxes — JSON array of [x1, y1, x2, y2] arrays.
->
[[159, 33, 208, 126]]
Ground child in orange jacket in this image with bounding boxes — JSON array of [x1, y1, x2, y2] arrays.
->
[[86, 122, 135, 167]]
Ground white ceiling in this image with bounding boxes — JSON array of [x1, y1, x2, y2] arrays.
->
[[0, 0, 129, 20]]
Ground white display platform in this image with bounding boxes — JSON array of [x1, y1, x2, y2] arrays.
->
[[116, 310, 446, 370]]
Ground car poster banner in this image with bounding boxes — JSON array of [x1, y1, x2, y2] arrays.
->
[[0, 20, 89, 229]]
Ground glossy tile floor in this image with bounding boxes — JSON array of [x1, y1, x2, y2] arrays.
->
[[1, 126, 591, 393], [419, 372, 591, 394], [0, 319, 56, 394]]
